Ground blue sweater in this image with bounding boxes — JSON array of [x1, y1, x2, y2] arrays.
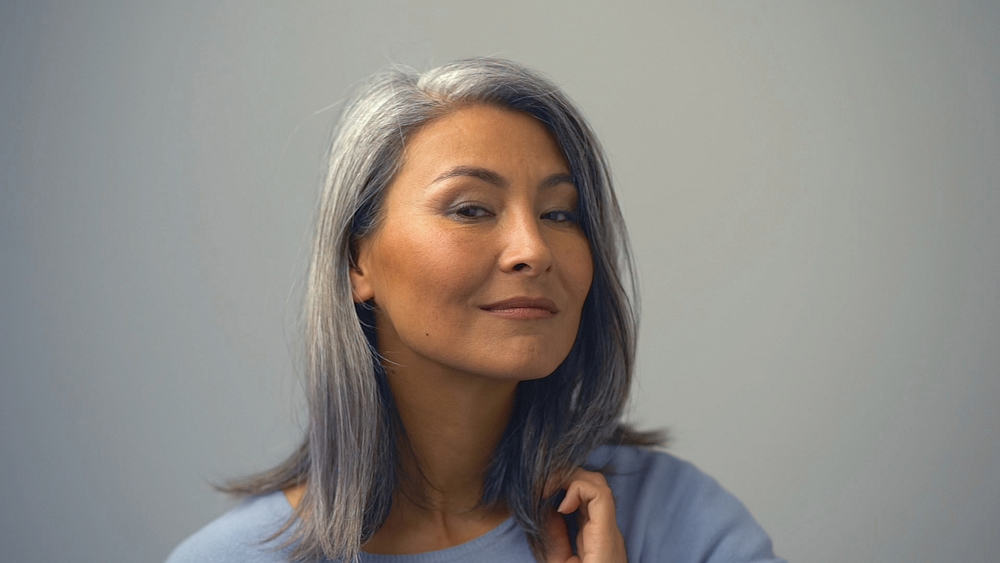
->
[[167, 446, 785, 562]]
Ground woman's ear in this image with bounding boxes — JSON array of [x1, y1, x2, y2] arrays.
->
[[349, 241, 376, 303]]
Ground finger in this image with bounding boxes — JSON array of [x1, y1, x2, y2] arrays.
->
[[556, 481, 585, 515], [554, 470, 626, 563], [557, 473, 614, 518], [557, 468, 611, 500], [565, 467, 609, 486]]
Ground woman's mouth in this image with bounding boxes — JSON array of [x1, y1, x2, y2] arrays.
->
[[480, 297, 558, 319]]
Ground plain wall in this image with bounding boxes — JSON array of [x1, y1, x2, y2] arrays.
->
[[2, 2, 997, 562]]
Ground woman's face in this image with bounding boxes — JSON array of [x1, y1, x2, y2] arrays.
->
[[351, 104, 593, 381]]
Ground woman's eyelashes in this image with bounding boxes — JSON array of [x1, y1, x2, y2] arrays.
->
[[447, 203, 580, 224], [450, 205, 580, 223], [541, 209, 580, 224], [451, 203, 494, 219]]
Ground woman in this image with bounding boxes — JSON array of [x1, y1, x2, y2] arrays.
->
[[168, 58, 784, 562]]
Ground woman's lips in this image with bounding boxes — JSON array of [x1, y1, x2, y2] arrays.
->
[[480, 297, 558, 319]]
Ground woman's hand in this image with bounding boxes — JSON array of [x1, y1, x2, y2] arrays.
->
[[545, 469, 627, 563]]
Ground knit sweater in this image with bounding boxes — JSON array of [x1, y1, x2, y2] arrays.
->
[[166, 446, 785, 562]]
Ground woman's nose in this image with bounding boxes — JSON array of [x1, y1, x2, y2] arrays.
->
[[498, 212, 554, 275]]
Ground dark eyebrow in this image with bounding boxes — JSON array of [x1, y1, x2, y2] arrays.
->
[[539, 173, 575, 190], [431, 166, 506, 188], [429, 166, 575, 190]]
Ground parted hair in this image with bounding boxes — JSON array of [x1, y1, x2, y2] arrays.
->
[[222, 57, 662, 562]]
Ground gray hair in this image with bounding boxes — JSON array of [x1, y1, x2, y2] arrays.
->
[[223, 57, 662, 562]]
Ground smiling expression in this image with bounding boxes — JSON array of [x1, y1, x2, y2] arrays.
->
[[350, 104, 594, 381]]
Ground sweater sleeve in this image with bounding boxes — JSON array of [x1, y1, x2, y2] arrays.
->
[[164, 493, 294, 563], [668, 461, 784, 563]]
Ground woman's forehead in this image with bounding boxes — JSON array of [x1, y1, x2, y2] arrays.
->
[[397, 104, 571, 183]]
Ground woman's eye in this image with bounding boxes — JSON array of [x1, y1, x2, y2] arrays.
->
[[453, 205, 492, 219], [542, 210, 579, 223]]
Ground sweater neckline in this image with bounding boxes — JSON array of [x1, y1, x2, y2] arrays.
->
[[269, 491, 521, 561]]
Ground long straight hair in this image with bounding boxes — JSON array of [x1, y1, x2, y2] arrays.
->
[[223, 57, 662, 562]]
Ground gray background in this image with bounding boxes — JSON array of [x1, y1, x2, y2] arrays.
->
[[2, 2, 997, 562]]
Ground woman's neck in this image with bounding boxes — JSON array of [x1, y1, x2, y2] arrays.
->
[[388, 363, 517, 511], [362, 364, 517, 553], [284, 363, 519, 553]]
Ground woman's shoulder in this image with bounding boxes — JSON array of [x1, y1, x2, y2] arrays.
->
[[587, 445, 786, 562], [587, 443, 725, 497], [165, 491, 295, 563], [586, 444, 735, 521]]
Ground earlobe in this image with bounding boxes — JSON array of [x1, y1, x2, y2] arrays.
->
[[349, 236, 376, 303], [349, 264, 375, 303]]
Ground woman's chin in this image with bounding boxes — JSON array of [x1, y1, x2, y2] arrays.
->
[[470, 358, 567, 382]]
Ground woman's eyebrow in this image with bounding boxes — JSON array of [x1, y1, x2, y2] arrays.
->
[[429, 166, 574, 190], [539, 173, 575, 190], [431, 165, 506, 187]]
